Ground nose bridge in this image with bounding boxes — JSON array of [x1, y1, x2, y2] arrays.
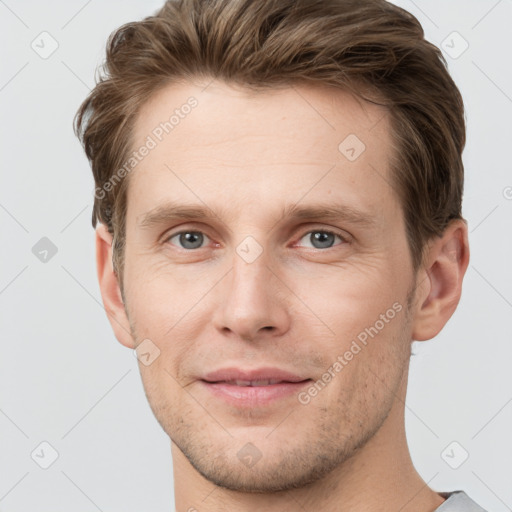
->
[[231, 237, 271, 299], [213, 233, 290, 340]]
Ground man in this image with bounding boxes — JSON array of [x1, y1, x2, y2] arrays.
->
[[74, 0, 487, 510]]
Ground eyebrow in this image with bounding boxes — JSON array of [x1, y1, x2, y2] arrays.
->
[[137, 200, 376, 230]]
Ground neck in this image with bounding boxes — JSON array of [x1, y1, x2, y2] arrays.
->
[[171, 367, 445, 512]]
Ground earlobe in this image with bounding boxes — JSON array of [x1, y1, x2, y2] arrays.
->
[[95, 223, 135, 349], [411, 219, 470, 341]]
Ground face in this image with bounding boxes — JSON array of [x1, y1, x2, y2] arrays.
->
[[119, 79, 417, 492]]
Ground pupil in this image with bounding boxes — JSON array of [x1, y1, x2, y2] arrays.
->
[[181, 232, 202, 249], [312, 231, 333, 248]]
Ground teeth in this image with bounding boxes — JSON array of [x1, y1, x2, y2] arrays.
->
[[226, 379, 283, 386]]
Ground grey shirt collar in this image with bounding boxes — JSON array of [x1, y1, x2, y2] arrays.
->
[[435, 491, 487, 511]]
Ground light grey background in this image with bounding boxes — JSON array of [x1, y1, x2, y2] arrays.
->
[[1, 0, 511, 511]]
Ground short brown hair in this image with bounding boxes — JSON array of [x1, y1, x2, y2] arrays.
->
[[74, 0, 465, 290]]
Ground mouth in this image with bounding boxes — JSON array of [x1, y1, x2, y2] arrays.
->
[[198, 366, 313, 406], [204, 378, 308, 386], [199, 378, 313, 406]]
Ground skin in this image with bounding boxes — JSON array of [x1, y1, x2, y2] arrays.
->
[[95, 79, 469, 512]]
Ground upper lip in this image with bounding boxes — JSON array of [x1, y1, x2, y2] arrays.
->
[[201, 367, 310, 383]]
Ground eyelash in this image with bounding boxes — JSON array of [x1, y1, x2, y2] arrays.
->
[[163, 227, 348, 250]]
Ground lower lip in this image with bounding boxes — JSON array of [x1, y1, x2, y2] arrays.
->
[[200, 380, 312, 407]]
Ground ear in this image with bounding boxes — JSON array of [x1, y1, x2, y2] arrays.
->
[[411, 219, 470, 341], [95, 223, 135, 349]]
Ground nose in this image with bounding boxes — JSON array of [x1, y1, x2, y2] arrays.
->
[[212, 244, 291, 342]]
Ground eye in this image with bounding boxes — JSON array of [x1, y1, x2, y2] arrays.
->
[[164, 228, 347, 251], [297, 229, 346, 249], [166, 230, 210, 250]]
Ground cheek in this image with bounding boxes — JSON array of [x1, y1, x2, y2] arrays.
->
[[292, 262, 406, 340], [311, 311, 410, 421], [300, 270, 410, 391], [124, 259, 199, 332]]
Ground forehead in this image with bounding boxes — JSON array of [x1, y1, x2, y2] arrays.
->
[[127, 79, 397, 223], [133, 79, 388, 149]]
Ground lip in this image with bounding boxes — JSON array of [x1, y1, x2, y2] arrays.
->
[[202, 366, 308, 383], [200, 367, 312, 407], [200, 380, 312, 407]]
